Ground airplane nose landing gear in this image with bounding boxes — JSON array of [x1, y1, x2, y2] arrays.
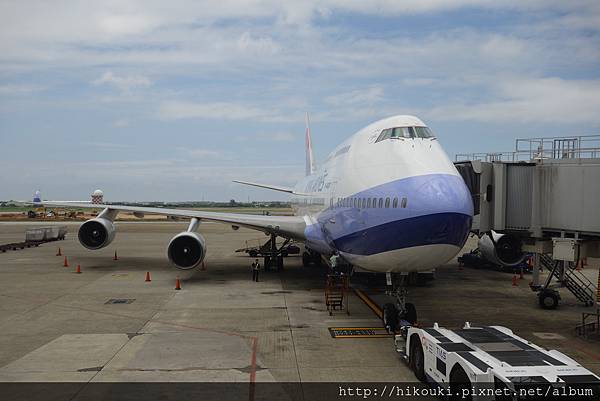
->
[[383, 273, 418, 333]]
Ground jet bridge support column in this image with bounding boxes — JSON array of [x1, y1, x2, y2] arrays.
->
[[531, 253, 541, 288]]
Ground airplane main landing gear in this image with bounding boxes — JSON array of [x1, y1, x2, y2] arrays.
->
[[302, 250, 322, 267], [383, 273, 417, 333]]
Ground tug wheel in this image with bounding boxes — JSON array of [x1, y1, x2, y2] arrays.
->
[[410, 335, 426, 382]]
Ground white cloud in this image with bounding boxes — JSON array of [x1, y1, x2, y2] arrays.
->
[[325, 86, 384, 106], [427, 78, 600, 123], [237, 32, 280, 55], [184, 148, 226, 159], [113, 119, 130, 127], [158, 101, 283, 121], [92, 71, 151, 92], [257, 132, 296, 142], [98, 14, 160, 36], [0, 84, 45, 94]]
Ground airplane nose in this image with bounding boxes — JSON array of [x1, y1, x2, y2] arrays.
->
[[410, 174, 473, 248], [414, 174, 473, 217]]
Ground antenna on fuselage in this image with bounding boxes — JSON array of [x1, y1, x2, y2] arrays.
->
[[305, 112, 316, 176]]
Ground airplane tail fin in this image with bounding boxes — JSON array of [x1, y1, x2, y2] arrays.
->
[[305, 112, 315, 176]]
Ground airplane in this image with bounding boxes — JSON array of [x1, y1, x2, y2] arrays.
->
[[33, 114, 478, 331]]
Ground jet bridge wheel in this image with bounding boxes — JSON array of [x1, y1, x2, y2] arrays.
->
[[538, 289, 560, 310], [409, 335, 426, 382]]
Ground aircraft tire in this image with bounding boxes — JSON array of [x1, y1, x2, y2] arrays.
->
[[302, 252, 311, 267], [403, 303, 417, 325], [382, 303, 398, 333]]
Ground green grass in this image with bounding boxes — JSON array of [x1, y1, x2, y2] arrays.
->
[[0, 205, 294, 215]]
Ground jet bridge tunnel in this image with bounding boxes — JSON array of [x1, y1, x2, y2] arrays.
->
[[454, 134, 600, 310]]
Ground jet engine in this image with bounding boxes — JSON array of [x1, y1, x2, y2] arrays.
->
[[78, 218, 116, 250], [478, 230, 525, 267], [167, 232, 207, 270]]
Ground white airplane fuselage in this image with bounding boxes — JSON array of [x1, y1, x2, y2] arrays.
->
[[291, 115, 473, 273]]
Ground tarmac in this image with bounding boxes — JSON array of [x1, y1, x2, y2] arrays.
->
[[0, 221, 599, 387]]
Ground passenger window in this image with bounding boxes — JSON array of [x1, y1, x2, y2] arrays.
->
[[385, 197, 390, 208], [401, 197, 408, 208], [367, 198, 371, 208], [378, 198, 383, 208], [393, 197, 398, 208], [362, 198, 366, 209]]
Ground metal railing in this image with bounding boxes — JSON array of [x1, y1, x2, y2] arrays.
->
[[455, 134, 600, 162]]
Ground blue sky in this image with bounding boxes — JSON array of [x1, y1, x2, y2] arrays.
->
[[1, 1, 599, 201]]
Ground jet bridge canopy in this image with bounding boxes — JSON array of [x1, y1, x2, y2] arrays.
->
[[455, 135, 600, 238], [455, 134, 600, 261]]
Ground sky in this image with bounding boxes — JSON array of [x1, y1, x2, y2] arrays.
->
[[1, 0, 599, 201]]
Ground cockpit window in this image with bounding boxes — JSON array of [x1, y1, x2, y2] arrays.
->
[[414, 126, 434, 138], [375, 126, 435, 142]]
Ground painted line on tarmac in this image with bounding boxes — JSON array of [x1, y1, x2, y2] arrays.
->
[[353, 287, 383, 319]]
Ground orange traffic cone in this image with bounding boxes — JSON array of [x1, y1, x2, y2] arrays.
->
[[145, 271, 151, 282], [75, 264, 81, 274], [56, 247, 62, 256], [576, 260, 582, 271], [63, 256, 69, 267], [175, 277, 181, 290], [512, 275, 518, 286], [113, 250, 118, 261]]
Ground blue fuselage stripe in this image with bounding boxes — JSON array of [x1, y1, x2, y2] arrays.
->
[[303, 173, 474, 256], [331, 212, 472, 256]]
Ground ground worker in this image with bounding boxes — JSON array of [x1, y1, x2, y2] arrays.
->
[[252, 258, 260, 282], [330, 251, 339, 273]]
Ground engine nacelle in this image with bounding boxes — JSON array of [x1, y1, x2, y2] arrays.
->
[[167, 232, 206, 270], [478, 230, 525, 267], [78, 218, 116, 250]]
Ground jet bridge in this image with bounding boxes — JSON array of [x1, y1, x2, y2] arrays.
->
[[455, 135, 600, 311]]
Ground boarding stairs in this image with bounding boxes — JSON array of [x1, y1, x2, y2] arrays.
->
[[539, 254, 597, 306], [325, 274, 349, 316]]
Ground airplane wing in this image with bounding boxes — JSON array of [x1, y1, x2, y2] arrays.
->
[[232, 180, 310, 196], [39, 201, 307, 240]]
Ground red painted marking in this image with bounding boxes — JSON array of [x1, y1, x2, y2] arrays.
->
[[571, 338, 600, 361], [249, 337, 258, 401]]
